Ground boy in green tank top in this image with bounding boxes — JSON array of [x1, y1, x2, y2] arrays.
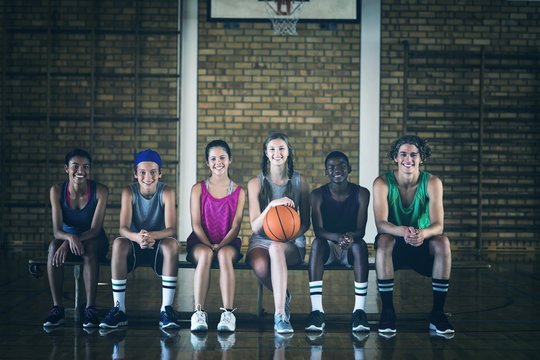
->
[[373, 135, 454, 337]]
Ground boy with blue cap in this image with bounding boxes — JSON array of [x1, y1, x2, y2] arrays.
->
[[100, 149, 180, 329]]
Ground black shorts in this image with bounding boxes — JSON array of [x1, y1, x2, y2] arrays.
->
[[64, 229, 109, 263], [185, 232, 243, 265], [375, 234, 433, 277], [127, 239, 165, 276]]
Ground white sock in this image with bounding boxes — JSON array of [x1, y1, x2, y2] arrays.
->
[[309, 280, 324, 312], [353, 281, 368, 311], [112, 279, 127, 312], [161, 275, 177, 311]]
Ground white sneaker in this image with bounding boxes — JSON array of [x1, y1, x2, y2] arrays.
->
[[190, 305, 208, 332], [217, 307, 236, 332]]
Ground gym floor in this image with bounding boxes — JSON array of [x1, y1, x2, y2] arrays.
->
[[1, 250, 539, 359]]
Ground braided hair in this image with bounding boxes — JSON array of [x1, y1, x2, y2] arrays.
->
[[259, 132, 295, 211]]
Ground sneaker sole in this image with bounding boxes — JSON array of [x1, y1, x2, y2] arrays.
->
[[217, 325, 235, 332], [82, 322, 99, 328], [378, 327, 397, 334], [191, 326, 208, 332], [43, 319, 65, 327], [160, 322, 180, 329], [429, 323, 455, 334], [352, 324, 370, 332], [99, 321, 128, 329], [274, 327, 294, 334], [305, 324, 325, 332]]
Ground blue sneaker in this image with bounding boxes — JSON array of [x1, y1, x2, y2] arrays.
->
[[99, 307, 128, 329], [285, 289, 292, 320], [274, 313, 294, 334], [159, 305, 180, 329], [83, 306, 100, 328], [43, 306, 65, 327]]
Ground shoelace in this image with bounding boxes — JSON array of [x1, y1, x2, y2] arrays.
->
[[219, 307, 236, 323]]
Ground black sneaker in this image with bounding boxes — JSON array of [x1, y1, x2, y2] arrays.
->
[[43, 306, 65, 327], [159, 305, 180, 329], [305, 310, 325, 332], [352, 309, 370, 332], [83, 306, 99, 328], [378, 308, 396, 334], [429, 312, 455, 334], [99, 307, 128, 329]]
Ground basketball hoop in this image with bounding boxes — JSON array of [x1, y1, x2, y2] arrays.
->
[[264, 0, 304, 36]]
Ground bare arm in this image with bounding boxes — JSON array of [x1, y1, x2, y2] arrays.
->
[[297, 174, 311, 236], [372, 176, 410, 238], [310, 188, 340, 243], [146, 185, 177, 241], [190, 182, 212, 247], [416, 175, 445, 240], [77, 183, 108, 242], [350, 186, 370, 242]]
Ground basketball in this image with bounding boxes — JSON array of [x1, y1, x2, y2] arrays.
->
[[263, 205, 301, 242]]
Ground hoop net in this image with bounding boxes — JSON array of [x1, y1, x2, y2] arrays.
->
[[264, 1, 304, 36]]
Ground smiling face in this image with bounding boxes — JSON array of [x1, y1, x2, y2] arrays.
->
[[206, 146, 231, 177], [395, 143, 421, 174], [134, 161, 161, 196], [325, 156, 351, 184], [65, 155, 91, 184], [265, 138, 289, 167]]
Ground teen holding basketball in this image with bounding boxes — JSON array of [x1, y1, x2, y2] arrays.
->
[[305, 151, 371, 333], [44, 149, 109, 328], [186, 140, 246, 333], [99, 149, 180, 330], [245, 132, 311, 334], [373, 135, 454, 335]]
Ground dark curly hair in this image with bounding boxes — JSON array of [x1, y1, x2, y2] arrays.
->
[[388, 135, 432, 163], [64, 148, 92, 166]]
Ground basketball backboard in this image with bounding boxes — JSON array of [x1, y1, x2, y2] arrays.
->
[[207, 0, 360, 23]]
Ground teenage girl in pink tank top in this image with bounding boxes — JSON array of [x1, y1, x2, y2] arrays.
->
[[186, 140, 246, 333]]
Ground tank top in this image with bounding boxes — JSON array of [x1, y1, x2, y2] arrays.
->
[[385, 170, 431, 229], [60, 180, 98, 235], [320, 183, 360, 233], [257, 171, 305, 248], [130, 182, 166, 232], [200, 180, 241, 244]]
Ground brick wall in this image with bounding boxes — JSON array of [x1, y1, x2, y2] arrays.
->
[[380, 0, 540, 251], [1, 0, 538, 253]]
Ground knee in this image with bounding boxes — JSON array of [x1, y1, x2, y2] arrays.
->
[[194, 246, 213, 264], [112, 237, 131, 257], [217, 246, 235, 263], [310, 238, 325, 255], [160, 238, 179, 258], [268, 241, 286, 258], [432, 235, 451, 257], [351, 240, 368, 256], [249, 257, 269, 278], [376, 234, 395, 253]]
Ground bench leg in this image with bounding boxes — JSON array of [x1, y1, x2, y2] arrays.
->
[[257, 282, 264, 319], [65, 265, 82, 321]]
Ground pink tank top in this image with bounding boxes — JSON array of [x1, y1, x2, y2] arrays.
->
[[200, 180, 241, 244]]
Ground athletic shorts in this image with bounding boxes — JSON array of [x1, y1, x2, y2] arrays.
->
[[324, 240, 353, 267], [185, 231, 243, 265], [64, 229, 109, 263], [125, 238, 176, 276], [247, 233, 306, 264], [374, 234, 433, 277]]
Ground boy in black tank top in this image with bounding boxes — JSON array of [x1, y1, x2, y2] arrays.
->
[[306, 151, 371, 337]]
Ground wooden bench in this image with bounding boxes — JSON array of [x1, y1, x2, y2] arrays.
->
[[28, 256, 490, 320]]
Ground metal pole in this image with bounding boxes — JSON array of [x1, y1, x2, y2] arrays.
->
[[477, 47, 485, 257], [402, 40, 409, 135]]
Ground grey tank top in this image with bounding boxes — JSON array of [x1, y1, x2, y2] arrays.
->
[[129, 182, 166, 232], [258, 171, 302, 210]]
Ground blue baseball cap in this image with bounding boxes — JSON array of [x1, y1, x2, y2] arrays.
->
[[134, 149, 162, 168]]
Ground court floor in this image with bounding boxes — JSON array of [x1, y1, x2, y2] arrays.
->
[[0, 250, 539, 359]]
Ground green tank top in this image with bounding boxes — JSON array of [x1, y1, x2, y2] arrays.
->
[[385, 170, 431, 229]]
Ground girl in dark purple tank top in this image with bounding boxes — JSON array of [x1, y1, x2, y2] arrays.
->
[[44, 149, 109, 329]]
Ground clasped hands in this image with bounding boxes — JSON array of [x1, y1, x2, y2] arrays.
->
[[404, 227, 424, 247]]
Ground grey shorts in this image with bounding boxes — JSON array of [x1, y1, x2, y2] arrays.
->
[[324, 240, 352, 267], [247, 233, 306, 262]]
